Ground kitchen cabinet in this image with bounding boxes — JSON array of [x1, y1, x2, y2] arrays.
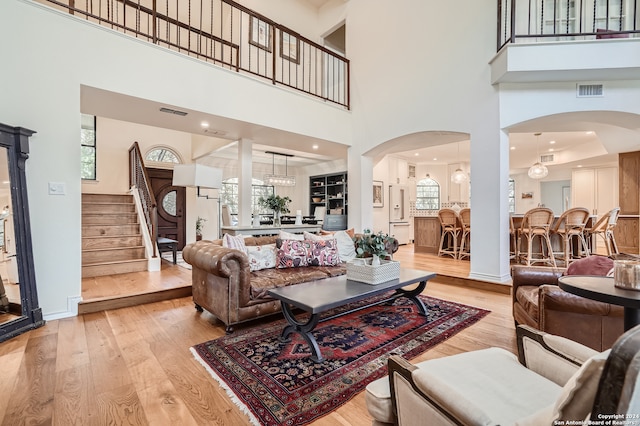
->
[[309, 172, 347, 230], [571, 167, 617, 216], [617, 152, 640, 253], [413, 216, 441, 254]]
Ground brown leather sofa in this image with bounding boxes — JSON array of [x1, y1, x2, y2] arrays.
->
[[182, 234, 398, 333], [511, 263, 623, 351]]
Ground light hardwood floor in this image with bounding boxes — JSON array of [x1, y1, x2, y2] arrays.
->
[[0, 246, 516, 426]]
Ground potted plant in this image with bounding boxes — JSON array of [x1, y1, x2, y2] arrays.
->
[[196, 216, 207, 240], [258, 194, 291, 226], [354, 229, 397, 266]]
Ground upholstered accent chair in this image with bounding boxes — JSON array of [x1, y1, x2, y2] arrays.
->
[[365, 324, 640, 426]]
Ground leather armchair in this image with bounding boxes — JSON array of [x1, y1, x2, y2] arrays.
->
[[365, 324, 640, 426], [512, 263, 623, 351]]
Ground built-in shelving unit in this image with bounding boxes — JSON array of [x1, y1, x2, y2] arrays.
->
[[309, 172, 348, 230]]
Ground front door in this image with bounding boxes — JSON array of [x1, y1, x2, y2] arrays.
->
[[147, 168, 186, 249]]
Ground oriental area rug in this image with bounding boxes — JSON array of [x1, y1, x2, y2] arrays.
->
[[191, 294, 489, 426]]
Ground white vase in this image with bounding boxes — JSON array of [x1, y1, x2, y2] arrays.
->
[[371, 254, 381, 266]]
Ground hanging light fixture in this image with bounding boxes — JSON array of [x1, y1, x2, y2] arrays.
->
[[451, 141, 468, 184], [528, 132, 549, 179], [263, 151, 296, 187]]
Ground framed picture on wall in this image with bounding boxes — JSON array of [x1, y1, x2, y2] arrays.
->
[[373, 181, 384, 208], [249, 16, 272, 52], [280, 30, 300, 64]]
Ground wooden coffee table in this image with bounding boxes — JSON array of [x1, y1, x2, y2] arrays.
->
[[267, 268, 437, 363]]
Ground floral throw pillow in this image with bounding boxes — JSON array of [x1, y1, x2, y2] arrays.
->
[[276, 239, 312, 268], [307, 239, 340, 266], [246, 244, 277, 271]]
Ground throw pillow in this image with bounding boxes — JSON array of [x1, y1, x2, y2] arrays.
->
[[276, 239, 312, 268], [551, 350, 610, 422], [565, 255, 614, 276], [334, 230, 356, 262], [307, 239, 340, 266], [246, 244, 277, 271], [320, 228, 355, 238], [222, 233, 247, 253], [303, 231, 334, 241], [279, 230, 304, 241]]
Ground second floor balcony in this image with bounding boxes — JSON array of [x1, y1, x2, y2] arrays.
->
[[494, 0, 640, 83], [41, 0, 350, 109]]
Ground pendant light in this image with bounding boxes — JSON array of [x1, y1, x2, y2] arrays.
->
[[451, 141, 468, 184], [528, 133, 548, 179], [263, 151, 296, 187]]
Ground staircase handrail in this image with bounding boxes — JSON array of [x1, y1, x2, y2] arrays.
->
[[129, 142, 158, 258]]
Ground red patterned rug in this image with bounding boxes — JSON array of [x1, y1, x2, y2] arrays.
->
[[191, 293, 489, 426]]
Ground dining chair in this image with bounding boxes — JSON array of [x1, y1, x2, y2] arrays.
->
[[457, 208, 471, 260], [437, 209, 461, 259], [518, 207, 556, 267], [587, 207, 620, 255], [551, 207, 591, 266]]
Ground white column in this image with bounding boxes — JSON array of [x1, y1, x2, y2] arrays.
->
[[468, 128, 512, 284], [347, 148, 374, 233], [238, 139, 253, 226]]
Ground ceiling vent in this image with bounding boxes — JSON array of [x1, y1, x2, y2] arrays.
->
[[577, 84, 603, 98], [540, 154, 555, 163], [159, 107, 188, 116]]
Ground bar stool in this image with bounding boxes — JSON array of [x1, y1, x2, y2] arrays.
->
[[587, 207, 620, 255], [518, 207, 556, 267], [457, 208, 471, 260], [550, 207, 591, 266], [509, 215, 517, 260], [437, 208, 461, 259]]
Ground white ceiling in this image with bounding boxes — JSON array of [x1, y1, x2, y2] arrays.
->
[[81, 86, 640, 174]]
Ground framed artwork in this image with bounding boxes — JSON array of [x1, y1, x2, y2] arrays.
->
[[373, 181, 384, 208], [521, 192, 533, 199], [280, 31, 300, 64], [249, 16, 272, 52]]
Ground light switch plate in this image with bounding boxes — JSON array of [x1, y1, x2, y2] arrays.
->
[[48, 182, 66, 195]]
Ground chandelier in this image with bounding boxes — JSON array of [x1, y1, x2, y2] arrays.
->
[[528, 133, 548, 179], [263, 151, 296, 187]]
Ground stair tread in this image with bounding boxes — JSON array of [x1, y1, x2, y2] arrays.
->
[[83, 258, 147, 267], [82, 235, 141, 239], [83, 246, 145, 252]]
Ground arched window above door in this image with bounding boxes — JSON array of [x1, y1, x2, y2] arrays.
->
[[416, 177, 440, 210], [144, 146, 181, 166]]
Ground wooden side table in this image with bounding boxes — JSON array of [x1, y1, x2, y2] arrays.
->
[[157, 237, 178, 264]]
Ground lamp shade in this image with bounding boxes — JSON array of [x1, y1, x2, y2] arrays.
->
[[172, 164, 223, 188]]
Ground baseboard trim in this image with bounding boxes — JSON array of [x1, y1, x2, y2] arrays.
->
[[44, 296, 82, 321], [432, 275, 512, 295]]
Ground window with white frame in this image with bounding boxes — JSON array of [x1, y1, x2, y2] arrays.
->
[[221, 178, 274, 214], [81, 114, 96, 180], [416, 177, 440, 210], [145, 147, 180, 165]]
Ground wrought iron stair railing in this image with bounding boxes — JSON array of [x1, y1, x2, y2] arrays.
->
[[129, 142, 158, 258]]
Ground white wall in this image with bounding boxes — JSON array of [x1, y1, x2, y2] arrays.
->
[[0, 0, 351, 319]]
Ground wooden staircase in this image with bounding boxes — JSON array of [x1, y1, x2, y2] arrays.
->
[[82, 193, 148, 277]]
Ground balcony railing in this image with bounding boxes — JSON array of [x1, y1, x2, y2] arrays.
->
[[40, 0, 350, 109], [498, 0, 640, 50]]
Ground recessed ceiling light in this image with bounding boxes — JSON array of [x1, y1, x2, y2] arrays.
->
[[577, 165, 583, 168], [432, 157, 437, 161], [586, 131, 595, 135], [414, 153, 419, 156], [548, 148, 554, 152], [312, 144, 319, 150], [549, 140, 556, 144], [201, 121, 209, 128], [510, 146, 516, 150]]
